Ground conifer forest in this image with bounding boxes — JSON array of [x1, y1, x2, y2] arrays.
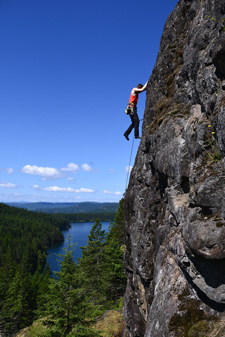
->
[[0, 200, 125, 337]]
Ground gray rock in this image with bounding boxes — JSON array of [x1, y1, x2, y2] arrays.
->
[[124, 0, 225, 336]]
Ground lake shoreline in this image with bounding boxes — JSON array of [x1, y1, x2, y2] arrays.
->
[[46, 221, 110, 274]]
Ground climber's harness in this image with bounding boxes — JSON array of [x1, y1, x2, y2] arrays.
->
[[125, 102, 137, 115]]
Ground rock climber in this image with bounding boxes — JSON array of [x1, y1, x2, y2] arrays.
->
[[124, 82, 147, 141]]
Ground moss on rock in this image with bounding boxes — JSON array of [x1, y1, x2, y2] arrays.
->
[[169, 296, 217, 337]]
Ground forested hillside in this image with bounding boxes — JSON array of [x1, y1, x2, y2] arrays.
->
[[57, 211, 116, 222], [8, 202, 119, 214], [0, 203, 70, 336], [0, 200, 125, 337]]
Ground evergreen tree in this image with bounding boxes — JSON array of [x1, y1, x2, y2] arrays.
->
[[0, 202, 126, 336], [103, 198, 125, 303], [42, 237, 87, 337], [33, 265, 51, 317], [1, 268, 34, 335], [78, 219, 106, 308], [0, 251, 16, 304], [108, 198, 124, 245], [103, 236, 124, 303], [0, 203, 69, 336]]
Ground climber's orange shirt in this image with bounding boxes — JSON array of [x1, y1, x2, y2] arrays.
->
[[129, 91, 139, 106]]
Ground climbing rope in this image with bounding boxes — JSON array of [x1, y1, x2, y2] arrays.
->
[[125, 118, 143, 192], [125, 134, 135, 191], [123, 135, 136, 302], [123, 118, 144, 302], [123, 132, 138, 300]]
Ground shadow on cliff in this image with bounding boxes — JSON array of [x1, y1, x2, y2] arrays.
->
[[179, 258, 225, 312]]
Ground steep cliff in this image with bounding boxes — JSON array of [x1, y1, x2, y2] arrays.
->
[[123, 0, 225, 336]]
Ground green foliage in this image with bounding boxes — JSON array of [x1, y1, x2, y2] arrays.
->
[[0, 203, 69, 272], [78, 218, 107, 310], [41, 237, 98, 337], [103, 237, 124, 303], [0, 203, 68, 336], [210, 152, 222, 163], [78, 199, 125, 312], [188, 320, 213, 337], [67, 325, 102, 337], [109, 198, 125, 246], [0, 199, 125, 336], [104, 199, 125, 303]]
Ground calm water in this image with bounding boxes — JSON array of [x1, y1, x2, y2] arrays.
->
[[47, 221, 110, 274]]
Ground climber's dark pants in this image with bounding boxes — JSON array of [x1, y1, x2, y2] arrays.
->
[[125, 110, 140, 138]]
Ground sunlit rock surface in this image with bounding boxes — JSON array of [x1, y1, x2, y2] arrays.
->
[[123, 0, 225, 336]]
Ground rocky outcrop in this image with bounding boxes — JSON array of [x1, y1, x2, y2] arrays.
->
[[123, 0, 225, 336]]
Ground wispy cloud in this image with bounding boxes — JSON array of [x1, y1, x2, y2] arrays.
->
[[77, 187, 94, 193], [33, 185, 94, 193], [103, 190, 112, 194], [114, 191, 122, 195], [61, 163, 79, 173], [0, 168, 14, 174], [0, 182, 17, 188], [67, 177, 75, 181], [81, 163, 93, 172], [103, 190, 122, 196]]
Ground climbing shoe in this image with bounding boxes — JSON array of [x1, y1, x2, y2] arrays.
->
[[124, 133, 129, 141], [135, 136, 141, 139]]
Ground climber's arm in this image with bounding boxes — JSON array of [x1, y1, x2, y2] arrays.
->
[[133, 82, 148, 94]]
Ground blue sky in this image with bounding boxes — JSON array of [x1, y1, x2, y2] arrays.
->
[[0, 0, 178, 203]]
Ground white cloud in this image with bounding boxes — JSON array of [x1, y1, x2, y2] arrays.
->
[[43, 186, 76, 192], [78, 188, 94, 193], [7, 168, 14, 174], [21, 162, 94, 180], [82, 163, 93, 172], [21, 165, 62, 179], [114, 191, 122, 195], [0, 168, 14, 174], [103, 190, 122, 196], [0, 182, 16, 188], [61, 163, 79, 173], [33, 185, 94, 193], [109, 169, 115, 173], [104, 190, 112, 194], [125, 165, 133, 173]]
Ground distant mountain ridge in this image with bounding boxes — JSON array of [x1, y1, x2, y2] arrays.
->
[[7, 201, 119, 214]]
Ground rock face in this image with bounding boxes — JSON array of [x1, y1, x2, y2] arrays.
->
[[123, 0, 225, 336]]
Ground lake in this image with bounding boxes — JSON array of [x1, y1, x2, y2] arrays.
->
[[47, 221, 110, 274]]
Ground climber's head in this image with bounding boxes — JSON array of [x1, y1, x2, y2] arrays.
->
[[137, 84, 143, 89]]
